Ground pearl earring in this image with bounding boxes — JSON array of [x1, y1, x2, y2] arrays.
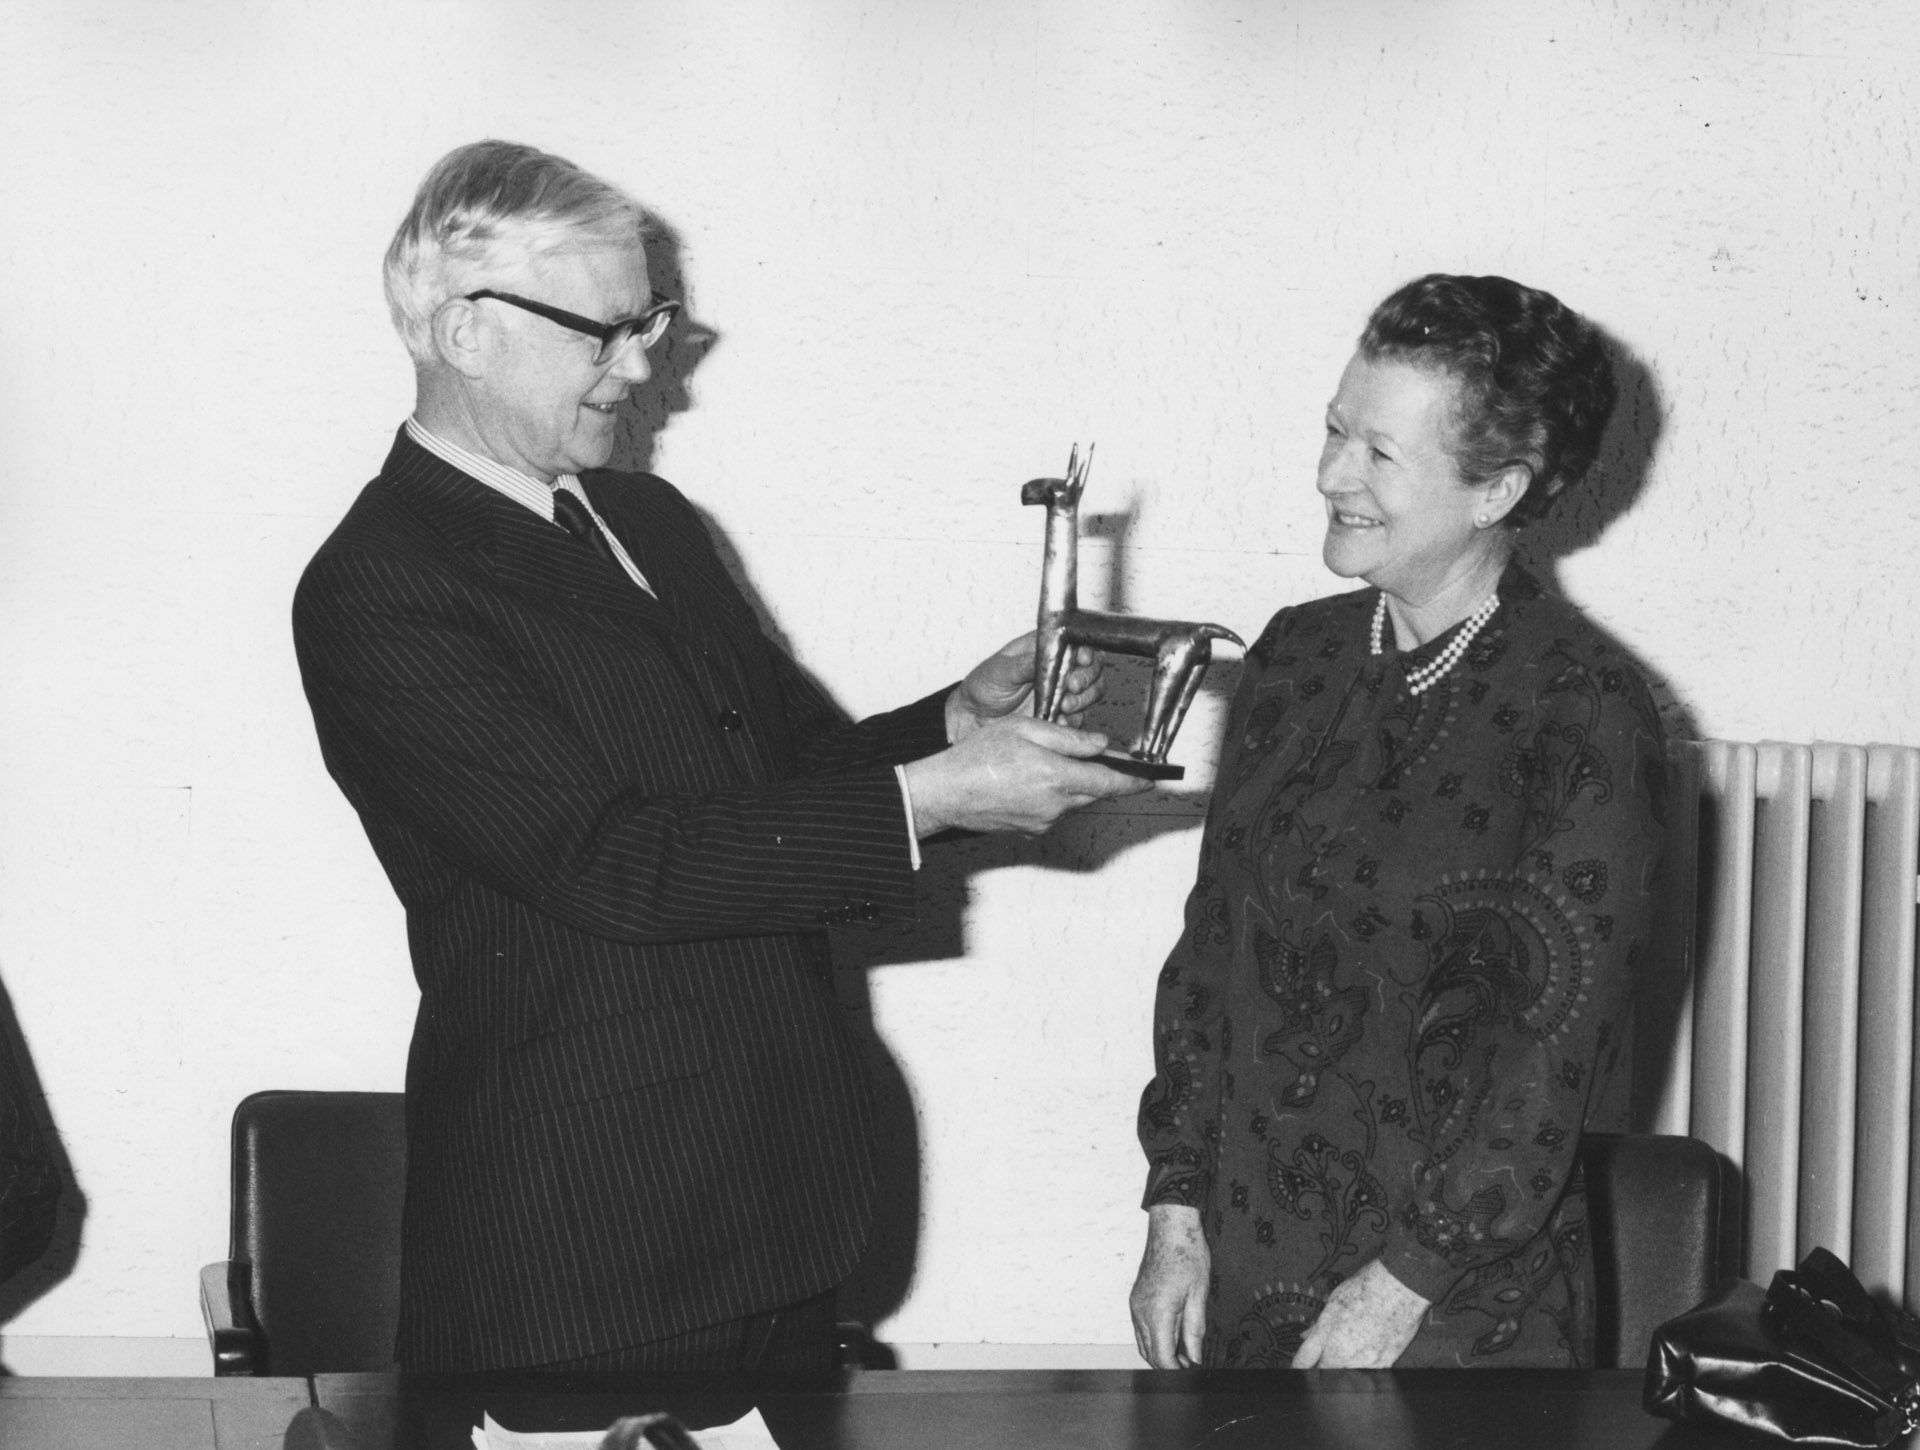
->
[[1475, 512, 1491, 528]]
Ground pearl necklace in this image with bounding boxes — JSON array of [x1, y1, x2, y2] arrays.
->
[[1370, 591, 1501, 696]]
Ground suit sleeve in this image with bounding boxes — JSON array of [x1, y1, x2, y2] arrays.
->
[[765, 635, 956, 776], [293, 545, 949, 946], [0, 1024, 59, 1284], [1375, 650, 1667, 1306]]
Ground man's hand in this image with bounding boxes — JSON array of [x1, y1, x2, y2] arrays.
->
[[903, 714, 1150, 837], [947, 633, 1105, 742], [1290, 1259, 1430, 1368], [1131, 1204, 1210, 1369]]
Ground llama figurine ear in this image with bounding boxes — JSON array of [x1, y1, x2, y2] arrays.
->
[[1021, 445, 1244, 780]]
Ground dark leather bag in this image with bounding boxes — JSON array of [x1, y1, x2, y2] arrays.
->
[[1645, 1247, 1920, 1447]]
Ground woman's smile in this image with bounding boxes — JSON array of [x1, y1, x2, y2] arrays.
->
[[1329, 507, 1383, 528]]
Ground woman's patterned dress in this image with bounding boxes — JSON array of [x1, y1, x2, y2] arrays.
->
[[1139, 567, 1667, 1367]]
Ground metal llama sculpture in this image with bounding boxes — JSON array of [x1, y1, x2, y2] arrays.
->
[[1022, 444, 1243, 779]]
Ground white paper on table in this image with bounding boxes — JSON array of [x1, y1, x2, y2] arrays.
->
[[470, 1406, 780, 1450]]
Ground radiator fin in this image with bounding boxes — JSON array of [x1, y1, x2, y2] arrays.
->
[[1639, 741, 1920, 1307]]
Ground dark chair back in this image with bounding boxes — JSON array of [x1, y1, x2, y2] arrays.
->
[[1580, 1131, 1724, 1369], [229, 1089, 406, 1375]]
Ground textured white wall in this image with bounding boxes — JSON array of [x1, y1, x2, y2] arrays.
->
[[0, 0, 1914, 1366]]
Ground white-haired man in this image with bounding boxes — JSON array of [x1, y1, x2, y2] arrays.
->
[[293, 140, 1145, 1373]]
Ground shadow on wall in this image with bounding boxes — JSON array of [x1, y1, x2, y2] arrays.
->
[[1518, 333, 1700, 741], [822, 499, 1242, 1327], [699, 493, 1240, 1328], [0, 967, 85, 1370], [608, 216, 716, 480], [1515, 332, 1700, 1133]]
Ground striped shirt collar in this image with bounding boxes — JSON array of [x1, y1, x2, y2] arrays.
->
[[403, 417, 654, 595], [404, 416, 585, 522]]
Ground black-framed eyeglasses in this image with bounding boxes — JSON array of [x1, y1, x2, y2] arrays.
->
[[464, 288, 682, 364]]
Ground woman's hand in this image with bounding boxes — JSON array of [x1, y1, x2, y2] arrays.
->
[[1131, 1204, 1210, 1368], [1291, 1259, 1431, 1368]]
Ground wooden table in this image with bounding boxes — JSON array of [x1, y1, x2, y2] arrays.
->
[[0, 1375, 310, 1450], [312, 1367, 1744, 1450]]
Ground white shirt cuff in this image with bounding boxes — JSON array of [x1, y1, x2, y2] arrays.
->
[[894, 764, 923, 871]]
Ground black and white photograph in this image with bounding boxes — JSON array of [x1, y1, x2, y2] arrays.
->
[[1, 3, 1916, 1446]]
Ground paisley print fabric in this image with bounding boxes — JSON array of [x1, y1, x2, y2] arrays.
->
[[1138, 567, 1666, 1368]]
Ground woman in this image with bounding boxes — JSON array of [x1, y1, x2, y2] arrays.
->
[[1131, 274, 1667, 1370]]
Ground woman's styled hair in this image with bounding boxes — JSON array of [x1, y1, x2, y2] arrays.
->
[[1359, 274, 1618, 527], [383, 140, 649, 363]]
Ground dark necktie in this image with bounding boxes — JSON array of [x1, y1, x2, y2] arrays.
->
[[551, 486, 617, 567]]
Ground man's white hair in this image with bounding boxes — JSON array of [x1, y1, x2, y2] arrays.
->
[[383, 140, 649, 363]]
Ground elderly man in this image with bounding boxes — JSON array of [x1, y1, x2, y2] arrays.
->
[[292, 139, 1145, 1374]]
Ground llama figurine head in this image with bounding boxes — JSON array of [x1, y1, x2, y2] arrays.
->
[[1019, 441, 1091, 512], [1021, 445, 1243, 780]]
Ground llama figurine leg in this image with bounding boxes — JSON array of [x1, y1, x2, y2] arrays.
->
[[1141, 626, 1238, 762], [1032, 627, 1074, 725]]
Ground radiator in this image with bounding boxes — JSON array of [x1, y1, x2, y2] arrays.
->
[[1639, 741, 1920, 1306]]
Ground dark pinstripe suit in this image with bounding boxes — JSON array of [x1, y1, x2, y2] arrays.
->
[[293, 430, 951, 1370]]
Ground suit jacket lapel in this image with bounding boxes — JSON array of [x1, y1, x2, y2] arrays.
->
[[579, 475, 748, 637], [484, 501, 674, 629], [580, 471, 798, 763], [379, 431, 684, 639]]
